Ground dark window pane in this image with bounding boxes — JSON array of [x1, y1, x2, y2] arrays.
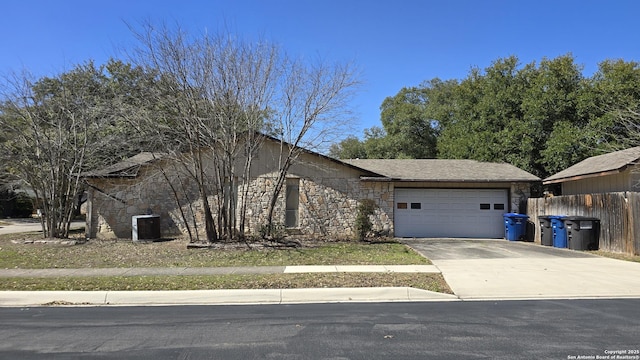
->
[[397, 202, 407, 209], [411, 203, 421, 209], [494, 203, 505, 210], [480, 203, 490, 210]]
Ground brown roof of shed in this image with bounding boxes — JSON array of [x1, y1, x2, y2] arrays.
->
[[344, 159, 540, 182], [543, 146, 640, 184]]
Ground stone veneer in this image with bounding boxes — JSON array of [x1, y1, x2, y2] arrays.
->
[[510, 182, 532, 213], [86, 165, 200, 239], [87, 165, 393, 240], [241, 176, 394, 239]]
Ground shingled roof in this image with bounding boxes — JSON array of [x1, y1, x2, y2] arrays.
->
[[543, 147, 640, 184], [83, 152, 165, 178], [344, 159, 540, 182]]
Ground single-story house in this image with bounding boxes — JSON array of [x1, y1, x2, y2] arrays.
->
[[84, 136, 539, 240], [543, 146, 640, 195]]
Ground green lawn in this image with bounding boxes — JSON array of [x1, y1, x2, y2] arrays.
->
[[0, 235, 450, 292], [0, 273, 452, 293], [0, 235, 429, 269]]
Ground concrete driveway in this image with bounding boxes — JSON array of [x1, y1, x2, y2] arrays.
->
[[0, 219, 85, 235], [402, 238, 640, 300]]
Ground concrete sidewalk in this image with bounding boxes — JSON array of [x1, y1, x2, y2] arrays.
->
[[0, 265, 453, 306], [0, 265, 440, 278]]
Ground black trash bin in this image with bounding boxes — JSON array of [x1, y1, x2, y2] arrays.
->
[[538, 216, 553, 246], [565, 216, 600, 251]]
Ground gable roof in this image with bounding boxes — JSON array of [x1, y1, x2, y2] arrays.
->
[[543, 146, 640, 184], [83, 152, 165, 178], [344, 159, 540, 182], [83, 134, 382, 179]]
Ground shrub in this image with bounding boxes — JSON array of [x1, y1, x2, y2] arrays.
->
[[14, 193, 34, 217], [355, 199, 377, 241], [259, 222, 286, 241]]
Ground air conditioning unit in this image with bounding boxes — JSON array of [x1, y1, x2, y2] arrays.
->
[[132, 215, 161, 242]]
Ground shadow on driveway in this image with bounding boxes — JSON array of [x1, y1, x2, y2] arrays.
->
[[400, 238, 596, 261]]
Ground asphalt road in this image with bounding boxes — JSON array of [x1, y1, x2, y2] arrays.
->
[[1, 300, 639, 359]]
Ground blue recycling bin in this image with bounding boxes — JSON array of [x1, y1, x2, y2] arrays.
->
[[503, 213, 529, 241], [550, 215, 567, 248]]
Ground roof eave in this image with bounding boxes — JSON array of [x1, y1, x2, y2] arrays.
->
[[84, 173, 140, 179], [360, 177, 539, 182], [543, 168, 623, 185]]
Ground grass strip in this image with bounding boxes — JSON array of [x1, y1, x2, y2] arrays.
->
[[591, 250, 640, 263], [0, 239, 430, 268], [0, 273, 452, 293]]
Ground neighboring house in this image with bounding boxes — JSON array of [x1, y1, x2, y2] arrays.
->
[[84, 137, 539, 240], [543, 147, 640, 195]]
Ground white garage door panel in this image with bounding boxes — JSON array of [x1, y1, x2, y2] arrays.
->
[[394, 188, 508, 238]]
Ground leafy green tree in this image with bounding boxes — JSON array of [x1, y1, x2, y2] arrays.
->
[[328, 135, 366, 159], [437, 57, 526, 165], [378, 87, 437, 158], [331, 83, 444, 159], [583, 59, 640, 148], [0, 60, 158, 237], [351, 54, 640, 179], [433, 54, 595, 177]]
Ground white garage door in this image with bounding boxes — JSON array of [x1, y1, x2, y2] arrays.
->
[[394, 188, 508, 238]]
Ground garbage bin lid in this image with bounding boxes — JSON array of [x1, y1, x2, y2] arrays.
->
[[564, 216, 599, 221], [503, 213, 529, 218], [548, 215, 567, 219]]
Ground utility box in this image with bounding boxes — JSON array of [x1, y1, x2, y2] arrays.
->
[[132, 215, 161, 242], [565, 216, 600, 251]]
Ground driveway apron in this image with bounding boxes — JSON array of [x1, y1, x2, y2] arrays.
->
[[402, 238, 640, 300]]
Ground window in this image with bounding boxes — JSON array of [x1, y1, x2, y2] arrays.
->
[[494, 203, 505, 210], [480, 203, 491, 210], [410, 202, 421, 209], [397, 202, 408, 209], [285, 178, 299, 228]]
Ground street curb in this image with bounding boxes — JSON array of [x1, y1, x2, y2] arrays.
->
[[0, 288, 459, 307]]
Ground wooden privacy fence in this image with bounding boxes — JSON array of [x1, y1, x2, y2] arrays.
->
[[527, 192, 640, 255]]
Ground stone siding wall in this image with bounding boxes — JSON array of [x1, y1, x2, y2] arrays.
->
[[87, 165, 198, 239], [87, 164, 392, 240], [359, 181, 394, 236], [510, 182, 532, 214], [240, 176, 393, 239]]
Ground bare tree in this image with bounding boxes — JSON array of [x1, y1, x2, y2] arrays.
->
[[609, 106, 640, 150], [264, 58, 361, 234], [129, 22, 277, 243], [127, 21, 361, 241]]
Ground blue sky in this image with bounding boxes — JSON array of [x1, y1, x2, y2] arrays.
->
[[2, 0, 640, 137]]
